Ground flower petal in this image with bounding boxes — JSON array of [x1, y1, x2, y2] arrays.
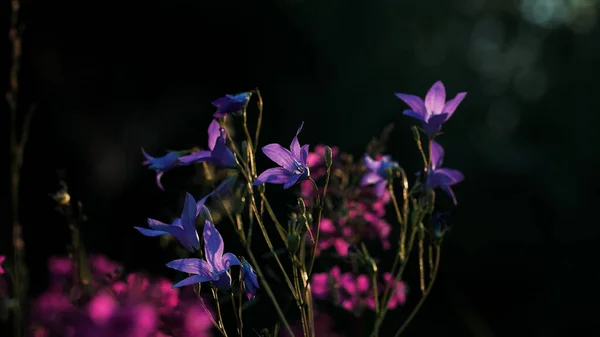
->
[[178, 151, 212, 165], [425, 81, 446, 116], [262, 144, 295, 171], [203, 221, 225, 271], [395, 93, 426, 117], [374, 180, 387, 198], [166, 258, 214, 277], [213, 271, 232, 290], [422, 113, 448, 137], [134, 227, 169, 237], [155, 171, 165, 191], [195, 192, 213, 215], [363, 154, 381, 172], [211, 132, 237, 167], [435, 168, 464, 184], [253, 167, 293, 185], [180, 193, 200, 250], [283, 173, 302, 189], [402, 109, 426, 122], [442, 92, 467, 119], [207, 120, 221, 151], [429, 140, 445, 170], [290, 122, 305, 160], [300, 144, 310, 165], [359, 172, 383, 186], [172, 274, 213, 288], [221, 253, 241, 270]]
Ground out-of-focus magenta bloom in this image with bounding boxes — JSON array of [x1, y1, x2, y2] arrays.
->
[[254, 122, 310, 189], [0, 255, 5, 275], [383, 273, 407, 309], [178, 119, 236, 168], [359, 154, 399, 198], [31, 255, 214, 337], [313, 203, 391, 256], [395, 80, 467, 137], [311, 266, 378, 316], [426, 140, 464, 205], [212, 92, 251, 118], [142, 149, 185, 191], [282, 310, 344, 337]]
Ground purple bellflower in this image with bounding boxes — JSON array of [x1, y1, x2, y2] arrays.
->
[[426, 140, 464, 205], [142, 149, 186, 191], [359, 154, 399, 198], [166, 221, 241, 290], [212, 92, 252, 118], [134, 192, 212, 251], [253, 122, 310, 189], [240, 257, 259, 300], [395, 81, 467, 137], [178, 119, 236, 168]]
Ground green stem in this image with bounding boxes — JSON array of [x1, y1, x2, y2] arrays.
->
[[253, 88, 264, 154], [212, 287, 228, 337], [393, 245, 441, 337]]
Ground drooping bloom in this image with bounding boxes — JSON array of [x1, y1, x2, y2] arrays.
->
[[212, 92, 252, 118], [395, 81, 467, 137], [240, 257, 259, 300], [178, 119, 236, 168], [135, 192, 212, 251], [142, 149, 186, 191], [0, 256, 5, 275], [426, 140, 464, 205], [166, 221, 241, 290], [359, 154, 399, 198], [253, 122, 310, 189]]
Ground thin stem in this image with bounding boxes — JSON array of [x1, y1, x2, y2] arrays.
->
[[193, 284, 224, 336], [212, 287, 228, 336], [418, 229, 425, 294], [244, 249, 295, 337], [253, 88, 264, 154], [371, 210, 424, 337], [393, 245, 441, 337], [306, 168, 331, 278], [372, 272, 380, 315], [231, 291, 242, 337]]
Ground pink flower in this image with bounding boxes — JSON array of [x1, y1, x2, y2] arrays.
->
[[0, 255, 6, 275], [383, 273, 407, 309]]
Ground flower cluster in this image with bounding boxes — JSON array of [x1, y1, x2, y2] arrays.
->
[[29, 255, 213, 337], [311, 266, 406, 317]]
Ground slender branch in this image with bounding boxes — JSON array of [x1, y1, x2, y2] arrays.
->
[[393, 245, 441, 337]]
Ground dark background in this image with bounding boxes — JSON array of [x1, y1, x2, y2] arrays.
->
[[4, 0, 600, 336]]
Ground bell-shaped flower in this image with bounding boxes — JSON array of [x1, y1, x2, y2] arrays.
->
[[178, 119, 236, 168], [395, 81, 467, 137], [359, 154, 399, 198], [253, 122, 310, 189], [240, 257, 259, 300], [212, 92, 252, 118], [426, 140, 464, 205], [134, 192, 212, 251], [166, 221, 241, 290], [142, 149, 185, 191]]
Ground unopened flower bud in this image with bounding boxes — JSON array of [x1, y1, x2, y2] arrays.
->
[[324, 145, 333, 168], [287, 233, 300, 255]]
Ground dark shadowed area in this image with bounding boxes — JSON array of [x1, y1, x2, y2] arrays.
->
[[3, 0, 600, 336]]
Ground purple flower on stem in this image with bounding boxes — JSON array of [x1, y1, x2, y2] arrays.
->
[[240, 257, 259, 300], [212, 92, 252, 118], [166, 221, 241, 290], [359, 154, 399, 198], [426, 140, 464, 205], [142, 149, 184, 191], [253, 122, 310, 189], [178, 119, 237, 168], [134, 192, 212, 251], [395, 81, 467, 137]]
